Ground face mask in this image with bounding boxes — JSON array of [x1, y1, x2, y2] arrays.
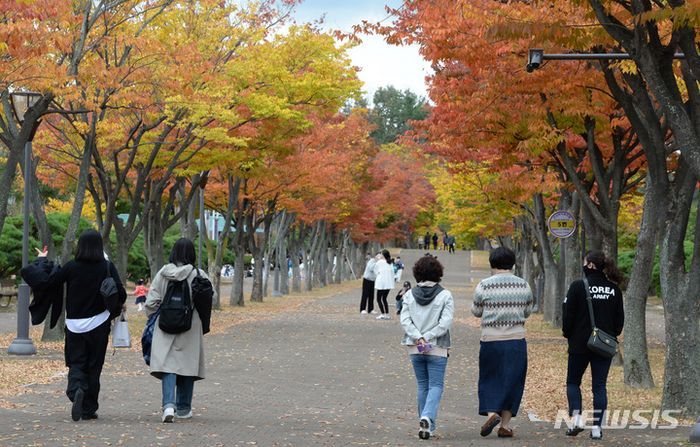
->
[[583, 266, 597, 275]]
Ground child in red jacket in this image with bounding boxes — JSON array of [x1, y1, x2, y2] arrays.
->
[[134, 279, 148, 311]]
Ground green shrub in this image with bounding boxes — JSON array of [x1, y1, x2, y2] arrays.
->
[[0, 213, 94, 280]]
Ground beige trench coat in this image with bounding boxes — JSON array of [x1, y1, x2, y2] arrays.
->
[[145, 263, 211, 380]]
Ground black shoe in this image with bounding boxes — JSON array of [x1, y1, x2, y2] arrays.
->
[[565, 426, 584, 436], [82, 413, 98, 420], [71, 389, 84, 421]]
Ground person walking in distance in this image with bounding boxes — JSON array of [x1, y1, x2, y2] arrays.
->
[[394, 256, 405, 283], [472, 247, 533, 438], [400, 255, 454, 440], [448, 235, 456, 254], [563, 250, 624, 440], [373, 250, 395, 320], [432, 233, 439, 250], [21, 230, 127, 421], [134, 279, 148, 311], [360, 254, 377, 315], [146, 238, 215, 423], [424, 232, 431, 252]]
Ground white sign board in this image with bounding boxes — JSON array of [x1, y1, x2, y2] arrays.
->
[[548, 210, 576, 238]]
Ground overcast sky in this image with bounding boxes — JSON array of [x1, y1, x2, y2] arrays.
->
[[291, 0, 431, 102]]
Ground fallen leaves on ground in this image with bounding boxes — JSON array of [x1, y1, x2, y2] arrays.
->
[[522, 314, 693, 424]]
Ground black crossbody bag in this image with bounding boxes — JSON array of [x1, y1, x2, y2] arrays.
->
[[583, 277, 618, 358]]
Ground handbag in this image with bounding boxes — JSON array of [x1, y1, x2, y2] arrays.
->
[[583, 277, 618, 358], [112, 311, 131, 348], [100, 261, 121, 320]]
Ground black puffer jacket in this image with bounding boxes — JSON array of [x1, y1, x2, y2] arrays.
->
[[562, 270, 624, 355]]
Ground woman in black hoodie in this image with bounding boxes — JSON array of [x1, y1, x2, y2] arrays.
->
[[562, 250, 624, 440], [23, 230, 126, 421]]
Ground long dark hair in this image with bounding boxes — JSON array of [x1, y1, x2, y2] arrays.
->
[[585, 250, 625, 286], [382, 249, 391, 262], [169, 238, 196, 266], [75, 230, 105, 262]]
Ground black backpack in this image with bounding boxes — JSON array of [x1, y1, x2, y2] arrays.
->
[[158, 276, 193, 334], [191, 268, 214, 334]]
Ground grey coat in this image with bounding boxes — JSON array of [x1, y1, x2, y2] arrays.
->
[[145, 264, 213, 380]]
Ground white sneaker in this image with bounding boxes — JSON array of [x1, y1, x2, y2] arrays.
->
[[383, 314, 391, 320], [162, 407, 175, 423], [370, 310, 379, 314], [176, 410, 192, 419], [419, 416, 431, 439], [360, 310, 367, 314], [376, 314, 384, 320]]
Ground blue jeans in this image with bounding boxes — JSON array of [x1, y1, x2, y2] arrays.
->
[[161, 373, 195, 415], [410, 354, 448, 430]]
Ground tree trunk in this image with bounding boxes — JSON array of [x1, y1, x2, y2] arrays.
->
[[0, 145, 19, 235], [623, 175, 659, 388], [230, 250, 245, 307], [279, 237, 289, 295], [533, 194, 563, 327], [658, 165, 700, 413], [144, 202, 166, 279]]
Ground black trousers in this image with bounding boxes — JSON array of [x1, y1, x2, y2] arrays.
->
[[65, 319, 111, 416], [376, 289, 390, 314], [360, 279, 375, 312], [566, 351, 612, 427]]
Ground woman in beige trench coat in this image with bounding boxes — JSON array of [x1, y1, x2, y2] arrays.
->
[[146, 238, 215, 423]]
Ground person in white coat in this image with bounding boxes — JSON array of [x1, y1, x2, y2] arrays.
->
[[373, 249, 395, 320], [146, 238, 215, 423]]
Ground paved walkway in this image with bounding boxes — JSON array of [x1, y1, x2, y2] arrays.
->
[[0, 250, 689, 446]]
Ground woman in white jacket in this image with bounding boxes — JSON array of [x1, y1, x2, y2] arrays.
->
[[400, 255, 454, 440], [373, 249, 395, 320]]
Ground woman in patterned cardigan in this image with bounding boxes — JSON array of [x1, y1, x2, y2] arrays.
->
[[472, 247, 533, 438]]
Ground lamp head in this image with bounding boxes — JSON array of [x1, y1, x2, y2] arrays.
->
[[9, 91, 42, 124], [527, 49, 544, 72]]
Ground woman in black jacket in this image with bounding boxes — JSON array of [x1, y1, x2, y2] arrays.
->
[[562, 250, 624, 440], [24, 230, 126, 421]]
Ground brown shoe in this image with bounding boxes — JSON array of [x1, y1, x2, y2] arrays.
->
[[497, 427, 513, 438], [480, 414, 501, 437]]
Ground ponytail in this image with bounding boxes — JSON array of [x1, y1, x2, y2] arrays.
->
[[585, 250, 626, 287]]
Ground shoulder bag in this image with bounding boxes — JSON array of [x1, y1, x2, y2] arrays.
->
[[583, 277, 618, 358]]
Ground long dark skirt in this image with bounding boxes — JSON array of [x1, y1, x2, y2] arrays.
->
[[478, 338, 527, 417]]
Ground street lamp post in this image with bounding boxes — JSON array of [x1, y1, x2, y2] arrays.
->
[[526, 48, 686, 72], [7, 91, 42, 356]]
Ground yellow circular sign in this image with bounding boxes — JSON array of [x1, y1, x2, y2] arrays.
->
[[548, 211, 576, 238]]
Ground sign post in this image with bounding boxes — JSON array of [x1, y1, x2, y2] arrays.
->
[[547, 210, 577, 319]]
